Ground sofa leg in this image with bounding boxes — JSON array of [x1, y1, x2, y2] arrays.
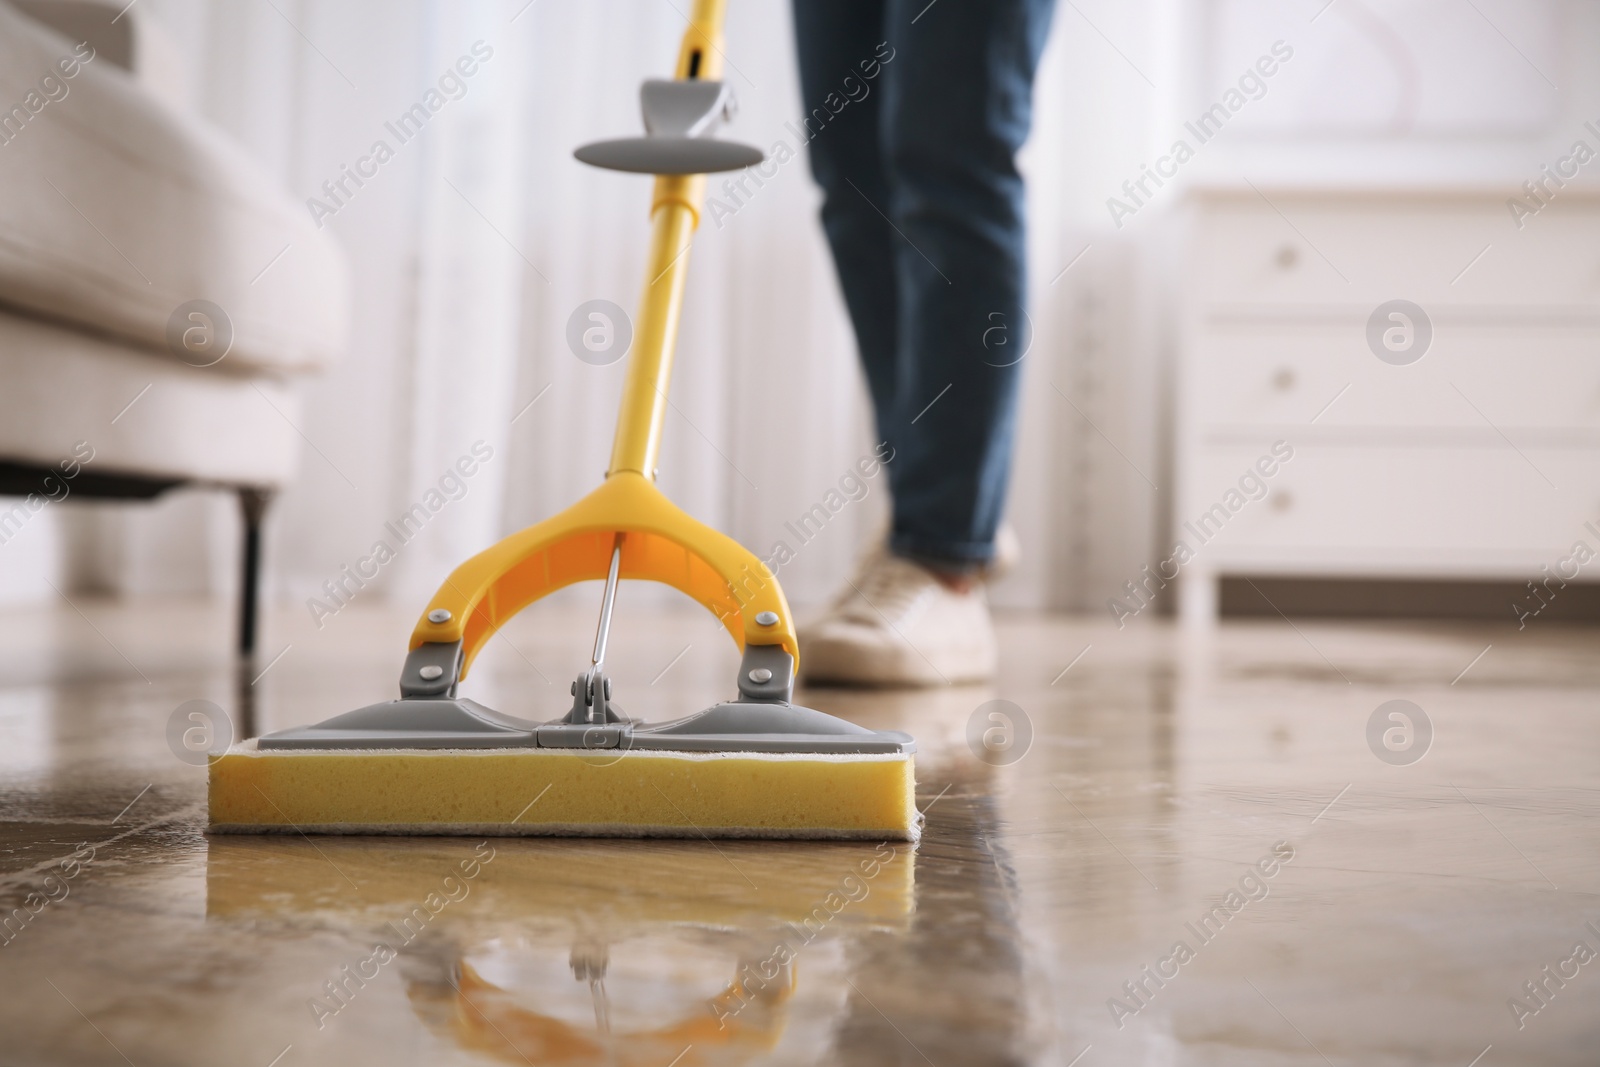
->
[[237, 487, 272, 658]]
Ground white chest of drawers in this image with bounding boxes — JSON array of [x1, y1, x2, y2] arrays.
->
[[1170, 187, 1600, 625]]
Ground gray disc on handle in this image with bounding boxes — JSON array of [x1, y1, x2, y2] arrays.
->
[[575, 78, 764, 175], [574, 136, 764, 175]]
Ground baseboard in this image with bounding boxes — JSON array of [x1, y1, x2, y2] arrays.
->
[[1220, 576, 1600, 623]]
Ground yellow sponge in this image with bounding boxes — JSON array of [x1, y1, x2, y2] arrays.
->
[[208, 743, 919, 841]]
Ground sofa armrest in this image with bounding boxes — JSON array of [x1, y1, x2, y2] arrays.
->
[[6, 0, 187, 109]]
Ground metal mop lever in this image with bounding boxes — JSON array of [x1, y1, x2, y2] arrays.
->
[[576, 533, 625, 725]]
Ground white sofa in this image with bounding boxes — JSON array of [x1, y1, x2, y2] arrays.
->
[[0, 0, 348, 652]]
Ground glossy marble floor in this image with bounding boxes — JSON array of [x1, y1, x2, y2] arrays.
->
[[1, 595, 1597, 1066]]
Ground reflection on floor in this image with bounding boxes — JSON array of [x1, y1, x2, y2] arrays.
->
[[0, 598, 1597, 1065]]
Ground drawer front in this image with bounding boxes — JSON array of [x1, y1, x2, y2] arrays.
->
[[1189, 324, 1600, 432], [1188, 197, 1600, 310], [1179, 444, 1600, 562]]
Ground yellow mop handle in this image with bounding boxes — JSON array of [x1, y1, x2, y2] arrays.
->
[[607, 0, 726, 478]]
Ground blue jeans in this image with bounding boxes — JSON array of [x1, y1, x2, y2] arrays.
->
[[792, 0, 1055, 573]]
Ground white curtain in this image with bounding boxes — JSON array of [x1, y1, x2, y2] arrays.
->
[[54, 0, 1579, 618], [43, 0, 1161, 620]]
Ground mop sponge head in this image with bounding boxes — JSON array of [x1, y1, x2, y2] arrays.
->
[[208, 744, 919, 841]]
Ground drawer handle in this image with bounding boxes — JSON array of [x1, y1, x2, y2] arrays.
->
[[1270, 491, 1293, 512], [1272, 367, 1296, 391], [1275, 245, 1298, 271]]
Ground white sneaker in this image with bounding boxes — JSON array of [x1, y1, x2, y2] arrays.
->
[[799, 548, 997, 687]]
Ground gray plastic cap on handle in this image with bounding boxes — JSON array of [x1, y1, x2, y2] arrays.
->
[[574, 137, 764, 175], [574, 78, 765, 175], [640, 79, 732, 139]]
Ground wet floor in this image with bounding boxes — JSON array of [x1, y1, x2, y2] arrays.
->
[[1, 598, 1597, 1065]]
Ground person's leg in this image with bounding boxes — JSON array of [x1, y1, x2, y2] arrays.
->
[[794, 0, 1054, 686], [789, 0, 898, 450], [879, 0, 1056, 574]]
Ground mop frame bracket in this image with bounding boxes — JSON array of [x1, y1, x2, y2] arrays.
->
[[405, 472, 799, 684]]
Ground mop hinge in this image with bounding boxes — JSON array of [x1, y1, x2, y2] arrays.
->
[[564, 667, 625, 726], [736, 645, 794, 704], [398, 640, 463, 699]]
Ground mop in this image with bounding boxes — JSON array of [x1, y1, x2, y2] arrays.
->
[[208, 0, 919, 841]]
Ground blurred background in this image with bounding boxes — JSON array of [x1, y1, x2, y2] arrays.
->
[[1, 0, 1596, 627]]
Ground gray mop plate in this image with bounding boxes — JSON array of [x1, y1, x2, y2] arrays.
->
[[255, 698, 916, 755]]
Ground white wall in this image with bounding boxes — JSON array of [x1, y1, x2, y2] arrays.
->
[[44, 0, 1600, 620]]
